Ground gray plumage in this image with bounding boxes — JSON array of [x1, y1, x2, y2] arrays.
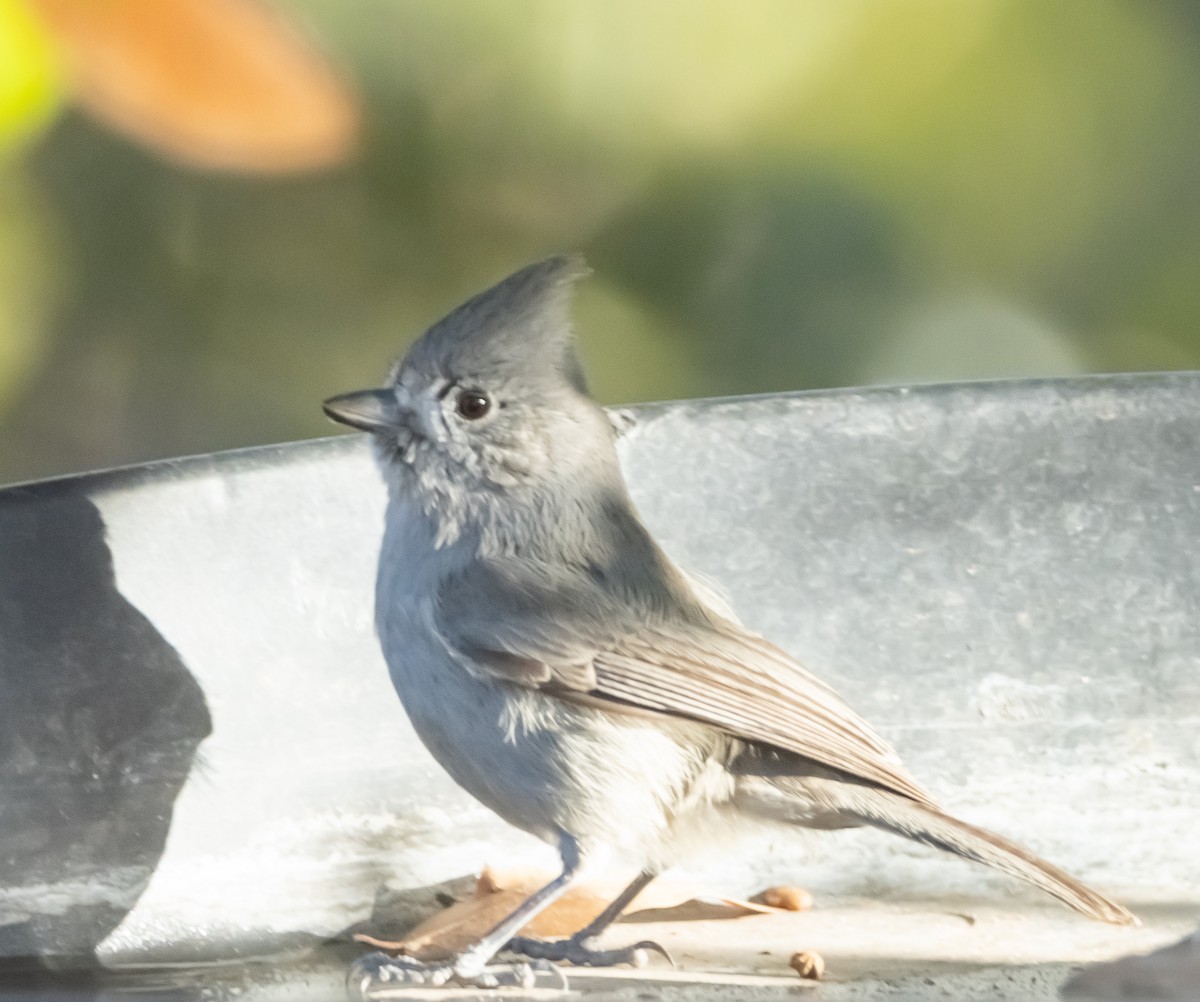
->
[[325, 256, 1133, 988]]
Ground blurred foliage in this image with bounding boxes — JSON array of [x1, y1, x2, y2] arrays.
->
[[3, 0, 1200, 483]]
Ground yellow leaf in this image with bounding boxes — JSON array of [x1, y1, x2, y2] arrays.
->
[[0, 0, 63, 156]]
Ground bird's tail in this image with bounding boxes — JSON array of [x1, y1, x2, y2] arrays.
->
[[735, 774, 1136, 925], [834, 784, 1137, 926]]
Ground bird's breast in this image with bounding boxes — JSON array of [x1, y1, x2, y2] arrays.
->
[[372, 497, 740, 862]]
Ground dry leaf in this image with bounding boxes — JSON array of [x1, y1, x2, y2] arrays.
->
[[354, 866, 794, 961]]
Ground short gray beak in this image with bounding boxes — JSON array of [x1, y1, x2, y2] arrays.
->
[[322, 388, 403, 433]]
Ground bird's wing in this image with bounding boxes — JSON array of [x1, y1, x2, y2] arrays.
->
[[433, 559, 936, 807]]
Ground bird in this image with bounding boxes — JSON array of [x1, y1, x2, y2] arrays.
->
[[323, 255, 1134, 992]]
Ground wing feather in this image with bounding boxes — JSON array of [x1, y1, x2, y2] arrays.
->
[[434, 558, 935, 808]]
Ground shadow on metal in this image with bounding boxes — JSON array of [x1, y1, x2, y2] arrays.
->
[[0, 489, 211, 966]]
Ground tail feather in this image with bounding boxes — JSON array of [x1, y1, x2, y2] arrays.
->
[[732, 772, 1136, 925], [838, 786, 1137, 926]]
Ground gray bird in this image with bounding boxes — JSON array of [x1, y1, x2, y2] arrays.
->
[[323, 256, 1134, 992]]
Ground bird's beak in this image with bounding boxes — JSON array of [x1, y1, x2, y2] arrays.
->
[[322, 388, 406, 433]]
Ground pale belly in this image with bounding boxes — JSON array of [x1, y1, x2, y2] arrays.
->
[[381, 623, 734, 863]]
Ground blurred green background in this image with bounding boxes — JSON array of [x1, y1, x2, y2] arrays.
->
[[2, 0, 1200, 484]]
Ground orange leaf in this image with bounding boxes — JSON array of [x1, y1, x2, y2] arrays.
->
[[30, 0, 359, 173]]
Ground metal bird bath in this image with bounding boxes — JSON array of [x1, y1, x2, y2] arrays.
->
[[1, 373, 1197, 1002]]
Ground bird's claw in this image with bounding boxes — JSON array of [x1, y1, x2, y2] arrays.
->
[[506, 933, 674, 969], [347, 950, 565, 998]]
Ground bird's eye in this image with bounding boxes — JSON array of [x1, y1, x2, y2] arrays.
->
[[455, 389, 492, 421]]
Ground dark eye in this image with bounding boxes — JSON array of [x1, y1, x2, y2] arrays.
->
[[455, 389, 491, 421]]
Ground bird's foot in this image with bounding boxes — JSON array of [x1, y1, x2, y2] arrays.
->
[[506, 933, 673, 969], [347, 949, 566, 998]]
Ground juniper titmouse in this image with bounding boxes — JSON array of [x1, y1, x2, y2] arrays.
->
[[324, 256, 1133, 992]]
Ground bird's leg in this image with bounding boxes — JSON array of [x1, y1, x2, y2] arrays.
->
[[347, 836, 584, 998], [505, 868, 673, 968]]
